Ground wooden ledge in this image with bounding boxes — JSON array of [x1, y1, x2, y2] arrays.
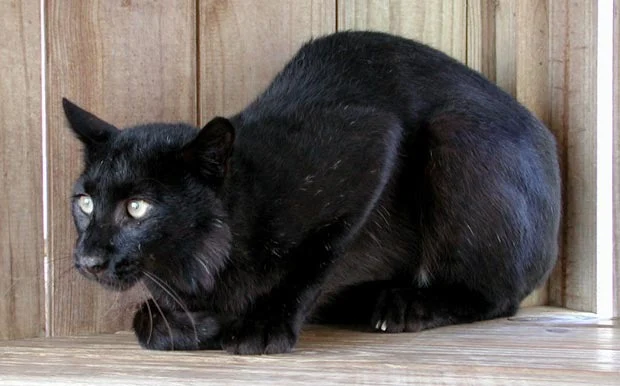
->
[[0, 307, 618, 385]]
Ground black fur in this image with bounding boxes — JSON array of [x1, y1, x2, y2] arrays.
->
[[64, 31, 561, 355]]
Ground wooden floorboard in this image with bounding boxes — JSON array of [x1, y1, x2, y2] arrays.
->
[[0, 307, 618, 385]]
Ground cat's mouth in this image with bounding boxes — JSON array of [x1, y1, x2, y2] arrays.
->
[[75, 260, 142, 292]]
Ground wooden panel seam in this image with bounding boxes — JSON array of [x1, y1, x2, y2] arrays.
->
[[613, 0, 619, 318]]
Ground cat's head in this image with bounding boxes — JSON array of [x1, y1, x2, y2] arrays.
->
[[63, 98, 234, 294]]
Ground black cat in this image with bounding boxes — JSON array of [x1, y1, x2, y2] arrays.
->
[[64, 31, 561, 355]]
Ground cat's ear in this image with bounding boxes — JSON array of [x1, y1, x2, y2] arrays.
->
[[62, 98, 119, 148], [182, 117, 235, 179]]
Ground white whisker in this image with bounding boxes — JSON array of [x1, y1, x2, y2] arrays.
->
[[194, 256, 211, 277], [139, 282, 154, 345], [99, 284, 122, 322], [143, 283, 174, 350], [142, 271, 199, 345]]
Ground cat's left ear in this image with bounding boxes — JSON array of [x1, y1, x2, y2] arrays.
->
[[182, 117, 235, 179], [62, 98, 120, 148]]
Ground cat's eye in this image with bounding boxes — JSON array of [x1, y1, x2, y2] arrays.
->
[[77, 195, 94, 215], [127, 199, 151, 219]]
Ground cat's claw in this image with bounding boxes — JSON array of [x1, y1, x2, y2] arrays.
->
[[371, 288, 425, 333], [374, 320, 388, 332]]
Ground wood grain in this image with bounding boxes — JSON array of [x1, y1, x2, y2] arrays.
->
[[548, 0, 597, 312], [46, 0, 197, 336], [514, 0, 551, 307], [466, 0, 496, 78], [198, 0, 336, 123], [515, 0, 550, 125], [614, 0, 619, 318], [0, 307, 617, 385], [338, 0, 467, 63], [493, 0, 517, 95], [480, 0, 550, 122], [469, 1, 598, 310], [0, 0, 44, 340]]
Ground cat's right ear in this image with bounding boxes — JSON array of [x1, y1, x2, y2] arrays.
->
[[62, 98, 119, 154]]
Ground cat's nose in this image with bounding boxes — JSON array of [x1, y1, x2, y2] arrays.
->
[[78, 256, 108, 276]]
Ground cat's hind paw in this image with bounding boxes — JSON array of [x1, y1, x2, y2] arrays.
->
[[370, 286, 517, 333], [371, 288, 425, 333]]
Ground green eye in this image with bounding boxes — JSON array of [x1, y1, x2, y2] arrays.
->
[[77, 195, 94, 215], [127, 199, 151, 219]]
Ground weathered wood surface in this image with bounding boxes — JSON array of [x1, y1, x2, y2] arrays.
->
[[547, 0, 598, 312], [199, 0, 336, 123], [0, 0, 44, 340], [0, 307, 617, 385], [338, 0, 467, 62]]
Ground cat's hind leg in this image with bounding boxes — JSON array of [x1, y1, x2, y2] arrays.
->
[[370, 284, 519, 333]]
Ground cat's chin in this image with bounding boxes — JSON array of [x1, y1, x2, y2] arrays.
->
[[95, 276, 140, 292]]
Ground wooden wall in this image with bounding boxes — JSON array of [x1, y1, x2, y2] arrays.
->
[[0, 1, 45, 340], [199, 0, 336, 122], [548, 1, 598, 312], [0, 0, 615, 340]]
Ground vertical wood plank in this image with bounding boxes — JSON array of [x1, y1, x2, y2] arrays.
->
[[515, 0, 550, 125], [0, 0, 44, 340], [493, 0, 517, 95], [466, 0, 496, 79], [47, 0, 196, 336], [467, 0, 550, 110], [199, 0, 336, 122], [338, 0, 467, 63], [514, 0, 551, 307], [613, 0, 619, 318], [548, 0, 597, 312]]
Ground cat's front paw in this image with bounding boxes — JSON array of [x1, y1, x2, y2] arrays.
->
[[222, 319, 298, 355], [133, 300, 221, 350]]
